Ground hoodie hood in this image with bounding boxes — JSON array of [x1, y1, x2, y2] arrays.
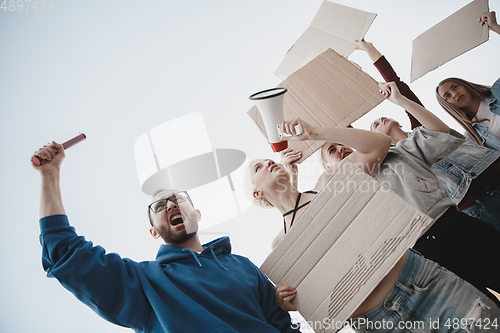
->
[[155, 236, 232, 264]]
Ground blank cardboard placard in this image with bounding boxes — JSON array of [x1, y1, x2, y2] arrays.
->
[[410, 0, 489, 82], [275, 1, 376, 80], [260, 160, 433, 333], [248, 48, 385, 163]]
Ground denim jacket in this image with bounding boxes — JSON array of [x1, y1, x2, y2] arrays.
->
[[472, 77, 500, 150], [471, 123, 500, 150], [431, 78, 500, 204], [486, 77, 500, 115], [431, 140, 500, 204]]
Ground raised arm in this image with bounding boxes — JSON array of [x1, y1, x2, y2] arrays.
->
[[279, 148, 301, 190], [355, 39, 423, 129], [32, 141, 151, 330], [280, 118, 392, 176], [480, 11, 500, 35], [32, 141, 67, 218], [354, 38, 382, 63], [379, 82, 450, 133]]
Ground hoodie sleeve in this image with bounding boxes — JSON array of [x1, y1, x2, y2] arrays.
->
[[253, 265, 300, 333], [39, 215, 151, 331]]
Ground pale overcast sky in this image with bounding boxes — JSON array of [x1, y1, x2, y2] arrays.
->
[[1, 1, 499, 332]]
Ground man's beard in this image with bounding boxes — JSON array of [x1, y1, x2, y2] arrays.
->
[[157, 224, 197, 245]]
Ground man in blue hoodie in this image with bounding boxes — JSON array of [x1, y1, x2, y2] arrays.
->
[[33, 140, 298, 333]]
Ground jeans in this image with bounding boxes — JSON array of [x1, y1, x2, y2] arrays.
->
[[412, 208, 500, 306], [463, 190, 500, 232], [350, 249, 500, 333]]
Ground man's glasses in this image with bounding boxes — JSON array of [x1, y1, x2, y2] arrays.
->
[[148, 191, 193, 213]]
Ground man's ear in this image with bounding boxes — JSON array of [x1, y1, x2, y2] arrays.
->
[[253, 190, 263, 199], [149, 227, 160, 239], [195, 209, 201, 221]]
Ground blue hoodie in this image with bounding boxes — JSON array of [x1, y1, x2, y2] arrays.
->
[[40, 215, 298, 333]]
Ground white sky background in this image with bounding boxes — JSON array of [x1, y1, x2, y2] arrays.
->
[[1, 1, 499, 332]]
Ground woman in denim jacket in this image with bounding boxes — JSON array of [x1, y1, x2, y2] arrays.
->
[[434, 12, 500, 227], [355, 38, 500, 232], [435, 11, 500, 142], [436, 77, 500, 145]]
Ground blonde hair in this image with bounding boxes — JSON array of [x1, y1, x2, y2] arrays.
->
[[436, 77, 492, 146]]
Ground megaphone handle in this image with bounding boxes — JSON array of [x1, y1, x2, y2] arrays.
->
[[294, 124, 303, 136], [32, 133, 87, 166], [278, 124, 304, 137]]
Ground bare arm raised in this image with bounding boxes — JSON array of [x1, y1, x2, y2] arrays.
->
[[354, 38, 382, 63], [280, 118, 391, 177], [379, 82, 450, 134], [279, 148, 301, 190], [31, 141, 66, 218], [480, 11, 500, 35]]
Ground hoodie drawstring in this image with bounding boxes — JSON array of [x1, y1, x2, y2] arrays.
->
[[210, 247, 228, 270], [182, 247, 228, 270], [183, 248, 202, 267]]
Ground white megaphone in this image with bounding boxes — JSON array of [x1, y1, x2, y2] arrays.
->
[[249, 87, 303, 152]]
